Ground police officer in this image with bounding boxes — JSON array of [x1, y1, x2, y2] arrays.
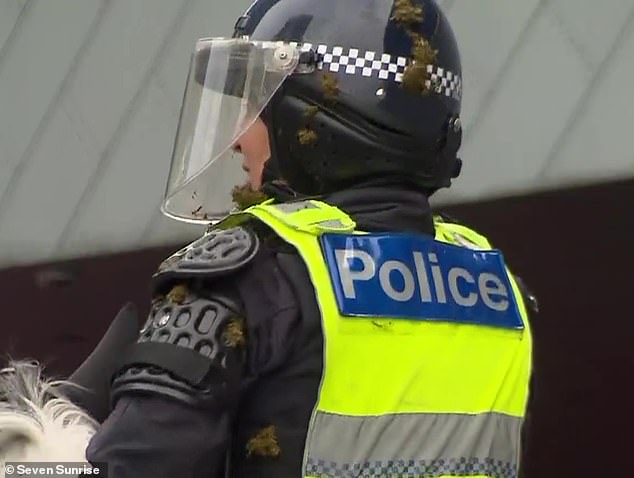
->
[[83, 1, 535, 477]]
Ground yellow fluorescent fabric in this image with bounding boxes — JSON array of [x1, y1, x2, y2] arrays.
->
[[217, 200, 532, 478]]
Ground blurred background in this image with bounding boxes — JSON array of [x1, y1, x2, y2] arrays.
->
[[1, 0, 633, 476]]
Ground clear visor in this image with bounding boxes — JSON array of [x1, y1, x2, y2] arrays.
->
[[162, 38, 304, 223]]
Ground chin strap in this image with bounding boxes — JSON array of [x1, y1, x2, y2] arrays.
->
[[260, 179, 301, 203], [259, 153, 304, 202]]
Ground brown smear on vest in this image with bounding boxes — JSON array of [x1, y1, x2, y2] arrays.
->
[[246, 425, 281, 458], [167, 284, 188, 304], [222, 317, 246, 348]]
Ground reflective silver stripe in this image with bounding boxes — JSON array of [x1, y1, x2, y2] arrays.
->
[[316, 219, 348, 229], [305, 411, 521, 478], [273, 201, 318, 213]]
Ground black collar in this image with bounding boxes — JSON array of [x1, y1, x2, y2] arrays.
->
[[261, 178, 435, 237], [324, 182, 435, 236]]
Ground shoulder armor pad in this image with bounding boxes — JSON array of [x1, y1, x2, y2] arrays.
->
[[111, 289, 246, 410], [154, 226, 259, 287]]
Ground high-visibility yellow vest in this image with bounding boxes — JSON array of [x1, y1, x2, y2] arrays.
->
[[218, 199, 532, 478]]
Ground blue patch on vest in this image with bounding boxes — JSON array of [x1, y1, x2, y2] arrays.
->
[[320, 233, 524, 330]]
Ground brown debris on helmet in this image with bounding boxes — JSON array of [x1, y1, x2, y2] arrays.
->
[[321, 73, 340, 103], [295, 72, 338, 147], [389, 0, 439, 96], [303, 105, 320, 120], [390, 0, 423, 25], [298, 127, 318, 145], [402, 34, 438, 95], [298, 105, 321, 146]]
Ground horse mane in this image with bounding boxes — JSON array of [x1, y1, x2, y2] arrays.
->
[[0, 359, 97, 466]]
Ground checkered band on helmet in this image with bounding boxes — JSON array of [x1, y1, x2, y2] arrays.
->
[[285, 41, 462, 101]]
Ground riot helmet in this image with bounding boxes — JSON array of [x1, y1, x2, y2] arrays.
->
[[162, 0, 463, 223]]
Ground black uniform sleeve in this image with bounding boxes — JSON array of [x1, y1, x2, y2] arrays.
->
[[85, 226, 302, 478], [60, 303, 140, 423], [86, 394, 232, 478], [85, 280, 245, 478]]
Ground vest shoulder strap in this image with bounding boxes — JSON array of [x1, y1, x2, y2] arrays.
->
[[220, 199, 356, 235], [434, 215, 494, 250], [435, 216, 539, 317], [223, 201, 496, 253]]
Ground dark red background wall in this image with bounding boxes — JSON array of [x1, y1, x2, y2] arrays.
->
[[2, 178, 633, 477]]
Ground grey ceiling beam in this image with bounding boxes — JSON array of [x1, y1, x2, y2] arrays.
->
[[0, 0, 32, 76], [537, 4, 634, 180], [462, 0, 548, 144], [53, 0, 197, 255], [0, 0, 112, 221]]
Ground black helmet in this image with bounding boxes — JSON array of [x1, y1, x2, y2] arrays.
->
[[161, 0, 463, 223], [235, 0, 463, 195]]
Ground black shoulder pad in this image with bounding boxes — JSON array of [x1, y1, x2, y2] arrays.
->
[[154, 226, 259, 287]]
